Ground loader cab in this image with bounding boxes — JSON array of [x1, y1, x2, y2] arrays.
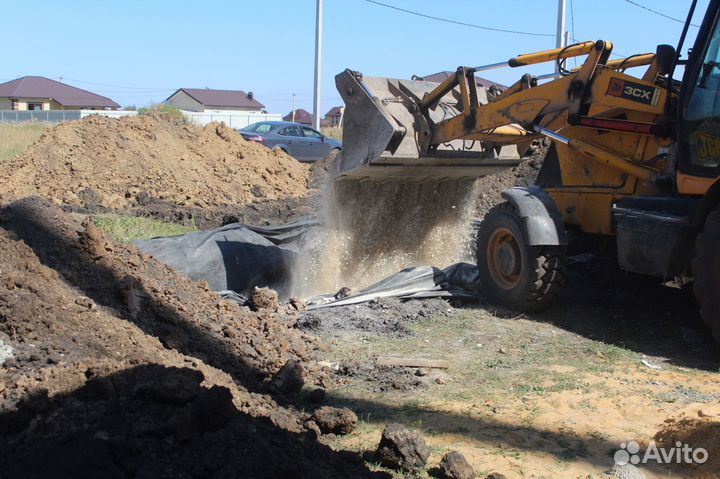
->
[[678, 0, 720, 179]]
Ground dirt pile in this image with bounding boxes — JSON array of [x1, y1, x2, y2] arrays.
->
[[0, 115, 310, 210], [654, 409, 720, 478], [473, 140, 547, 217], [0, 197, 384, 478]]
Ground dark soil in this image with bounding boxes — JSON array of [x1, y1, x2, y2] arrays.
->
[[472, 141, 547, 218], [0, 365, 386, 479], [297, 297, 455, 338], [0, 197, 387, 478], [61, 193, 318, 230], [336, 360, 427, 393]]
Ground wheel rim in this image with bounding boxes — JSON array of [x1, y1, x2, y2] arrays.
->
[[486, 227, 522, 290]]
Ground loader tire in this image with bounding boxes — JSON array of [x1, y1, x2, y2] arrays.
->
[[476, 202, 566, 313], [692, 205, 720, 343]]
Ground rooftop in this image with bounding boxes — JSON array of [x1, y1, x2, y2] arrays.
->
[[0, 76, 120, 108], [170, 88, 265, 109]]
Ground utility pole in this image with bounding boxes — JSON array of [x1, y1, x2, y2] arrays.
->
[[313, 0, 323, 130], [555, 0, 567, 73], [292, 94, 296, 122]]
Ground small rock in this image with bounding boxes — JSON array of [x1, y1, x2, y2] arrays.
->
[[334, 287, 352, 299], [289, 297, 306, 311], [607, 463, 646, 479], [312, 406, 358, 435], [439, 451, 475, 479], [317, 361, 339, 371], [498, 347, 507, 354], [435, 376, 447, 385], [250, 287, 279, 312], [46, 354, 62, 365], [75, 296, 96, 311], [376, 423, 430, 471], [270, 359, 304, 394], [485, 474, 508, 479], [415, 368, 429, 377], [0, 339, 14, 366]]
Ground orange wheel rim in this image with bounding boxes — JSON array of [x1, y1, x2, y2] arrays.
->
[[486, 227, 521, 290]]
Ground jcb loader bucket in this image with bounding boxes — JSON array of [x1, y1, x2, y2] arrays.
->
[[334, 69, 522, 180]]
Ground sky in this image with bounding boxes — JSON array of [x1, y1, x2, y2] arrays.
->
[[1, 0, 711, 116]]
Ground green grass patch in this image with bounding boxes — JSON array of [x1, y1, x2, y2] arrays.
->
[[93, 215, 195, 243]]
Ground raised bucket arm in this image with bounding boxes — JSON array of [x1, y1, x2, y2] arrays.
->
[[334, 40, 622, 180]]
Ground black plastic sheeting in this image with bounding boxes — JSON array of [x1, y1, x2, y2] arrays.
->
[[133, 219, 480, 308]]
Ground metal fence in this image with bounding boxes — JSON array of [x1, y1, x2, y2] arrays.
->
[[182, 112, 282, 129], [0, 110, 137, 123]]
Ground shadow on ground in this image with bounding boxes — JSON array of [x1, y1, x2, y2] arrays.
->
[[472, 255, 720, 372], [325, 393, 689, 477], [0, 365, 388, 479]]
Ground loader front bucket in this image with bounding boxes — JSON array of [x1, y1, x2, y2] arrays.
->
[[334, 69, 522, 180]]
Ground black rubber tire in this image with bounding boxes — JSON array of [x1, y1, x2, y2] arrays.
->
[[692, 205, 720, 343], [476, 202, 567, 312]]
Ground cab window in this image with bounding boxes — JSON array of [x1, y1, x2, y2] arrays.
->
[[685, 14, 720, 171], [687, 21, 720, 121]]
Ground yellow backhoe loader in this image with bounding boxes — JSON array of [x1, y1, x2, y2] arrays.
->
[[334, 0, 720, 341]]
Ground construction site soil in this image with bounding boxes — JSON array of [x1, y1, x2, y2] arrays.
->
[[2, 118, 718, 478], [0, 197, 388, 478], [0, 115, 313, 228]]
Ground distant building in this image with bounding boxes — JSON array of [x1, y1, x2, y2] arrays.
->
[[0, 76, 119, 110], [283, 108, 313, 126], [412, 71, 506, 91], [164, 88, 279, 129], [325, 106, 343, 127], [165, 88, 266, 113]]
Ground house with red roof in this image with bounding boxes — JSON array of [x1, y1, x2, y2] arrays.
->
[[0, 76, 119, 111], [324, 106, 343, 127], [282, 108, 313, 126]]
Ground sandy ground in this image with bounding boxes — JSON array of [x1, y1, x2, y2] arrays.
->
[[305, 260, 720, 478]]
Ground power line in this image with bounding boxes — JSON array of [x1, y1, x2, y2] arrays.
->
[[622, 0, 699, 27], [365, 0, 554, 37], [60, 77, 176, 91]]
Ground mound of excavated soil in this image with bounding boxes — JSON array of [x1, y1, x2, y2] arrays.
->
[[0, 197, 384, 478], [473, 141, 547, 218], [0, 115, 310, 210], [654, 409, 720, 478]]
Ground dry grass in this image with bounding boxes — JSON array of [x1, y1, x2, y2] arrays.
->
[[321, 126, 342, 141], [0, 123, 47, 160]]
